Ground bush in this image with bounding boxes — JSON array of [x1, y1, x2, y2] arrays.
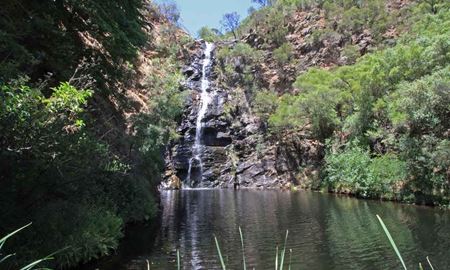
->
[[386, 68, 450, 203], [198, 26, 221, 42], [341, 44, 361, 64], [0, 81, 158, 267], [268, 68, 341, 139], [265, 7, 288, 46], [216, 43, 264, 86], [252, 89, 279, 123], [325, 141, 407, 199], [273, 43, 293, 65], [388, 67, 450, 136]]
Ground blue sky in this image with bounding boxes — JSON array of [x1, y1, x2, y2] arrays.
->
[[156, 0, 255, 36]]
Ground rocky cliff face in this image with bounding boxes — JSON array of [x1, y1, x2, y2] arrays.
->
[[163, 41, 323, 189]]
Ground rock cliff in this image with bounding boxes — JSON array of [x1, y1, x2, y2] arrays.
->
[[163, 41, 323, 189]]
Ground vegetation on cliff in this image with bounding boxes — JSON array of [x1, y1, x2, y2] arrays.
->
[[0, 0, 189, 268], [213, 0, 449, 205]]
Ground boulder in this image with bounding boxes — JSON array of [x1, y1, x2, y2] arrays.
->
[[166, 174, 181, 190]]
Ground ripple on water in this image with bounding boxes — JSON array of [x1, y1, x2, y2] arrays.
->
[[97, 190, 450, 270]]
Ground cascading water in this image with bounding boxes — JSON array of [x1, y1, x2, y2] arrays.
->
[[186, 42, 215, 186]]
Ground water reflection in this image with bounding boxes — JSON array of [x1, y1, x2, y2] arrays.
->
[[96, 190, 450, 270]]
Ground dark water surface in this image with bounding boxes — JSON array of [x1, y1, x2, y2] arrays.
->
[[91, 190, 450, 270]]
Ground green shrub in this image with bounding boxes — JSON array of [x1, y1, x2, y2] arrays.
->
[[252, 89, 279, 123], [198, 26, 221, 42], [341, 44, 361, 64], [325, 141, 407, 199], [265, 7, 288, 46], [273, 43, 293, 65], [268, 94, 304, 133], [388, 67, 450, 135], [0, 81, 158, 267], [268, 68, 341, 139], [216, 43, 264, 87]]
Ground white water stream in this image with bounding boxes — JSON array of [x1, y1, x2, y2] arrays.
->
[[186, 42, 215, 186]]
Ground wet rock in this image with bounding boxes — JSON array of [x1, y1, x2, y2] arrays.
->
[[164, 40, 324, 190], [167, 174, 181, 189]]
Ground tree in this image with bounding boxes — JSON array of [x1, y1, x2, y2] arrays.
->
[[158, 0, 181, 24], [252, 0, 273, 7], [220, 12, 241, 39], [198, 26, 222, 42], [420, 0, 443, 14], [0, 0, 146, 86]]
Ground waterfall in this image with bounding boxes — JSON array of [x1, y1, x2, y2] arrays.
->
[[186, 42, 215, 186]]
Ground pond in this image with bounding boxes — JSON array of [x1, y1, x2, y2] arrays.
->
[[86, 190, 450, 270]]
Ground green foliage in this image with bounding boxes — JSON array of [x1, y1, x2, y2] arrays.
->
[[0, 81, 157, 267], [388, 68, 450, 202], [217, 43, 264, 62], [268, 94, 304, 132], [265, 8, 450, 203], [0, 0, 187, 267], [0, 0, 146, 86], [132, 57, 186, 178], [273, 43, 294, 65], [265, 7, 289, 47], [198, 27, 222, 42], [1, 223, 54, 270], [388, 67, 450, 135], [217, 43, 264, 87], [253, 90, 279, 123], [269, 68, 340, 139], [277, 0, 324, 10], [341, 44, 361, 64], [325, 140, 407, 199]]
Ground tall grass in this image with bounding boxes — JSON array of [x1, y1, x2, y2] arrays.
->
[[239, 226, 247, 270], [377, 215, 436, 270], [0, 223, 54, 270], [4, 216, 437, 269], [214, 234, 227, 270], [212, 229, 291, 270], [172, 216, 437, 270]]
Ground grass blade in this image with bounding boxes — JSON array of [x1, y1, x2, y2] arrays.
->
[[19, 257, 53, 270], [0, 223, 32, 250], [239, 227, 247, 270], [288, 249, 292, 270], [177, 249, 180, 270], [376, 215, 407, 270], [426, 256, 435, 270], [279, 230, 289, 270], [0, 254, 15, 264], [275, 246, 279, 270], [214, 235, 227, 270]]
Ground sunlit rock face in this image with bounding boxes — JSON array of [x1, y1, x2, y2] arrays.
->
[[163, 40, 323, 189]]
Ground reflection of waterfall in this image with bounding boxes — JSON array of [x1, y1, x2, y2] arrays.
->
[[187, 42, 215, 186]]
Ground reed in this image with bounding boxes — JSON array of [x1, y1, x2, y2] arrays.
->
[[210, 229, 292, 270], [376, 215, 436, 270], [5, 216, 438, 270], [171, 217, 437, 270], [214, 234, 227, 270], [0, 223, 54, 270], [239, 226, 247, 270], [177, 249, 181, 270]]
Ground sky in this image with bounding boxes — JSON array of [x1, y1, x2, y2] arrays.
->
[[155, 0, 256, 36]]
